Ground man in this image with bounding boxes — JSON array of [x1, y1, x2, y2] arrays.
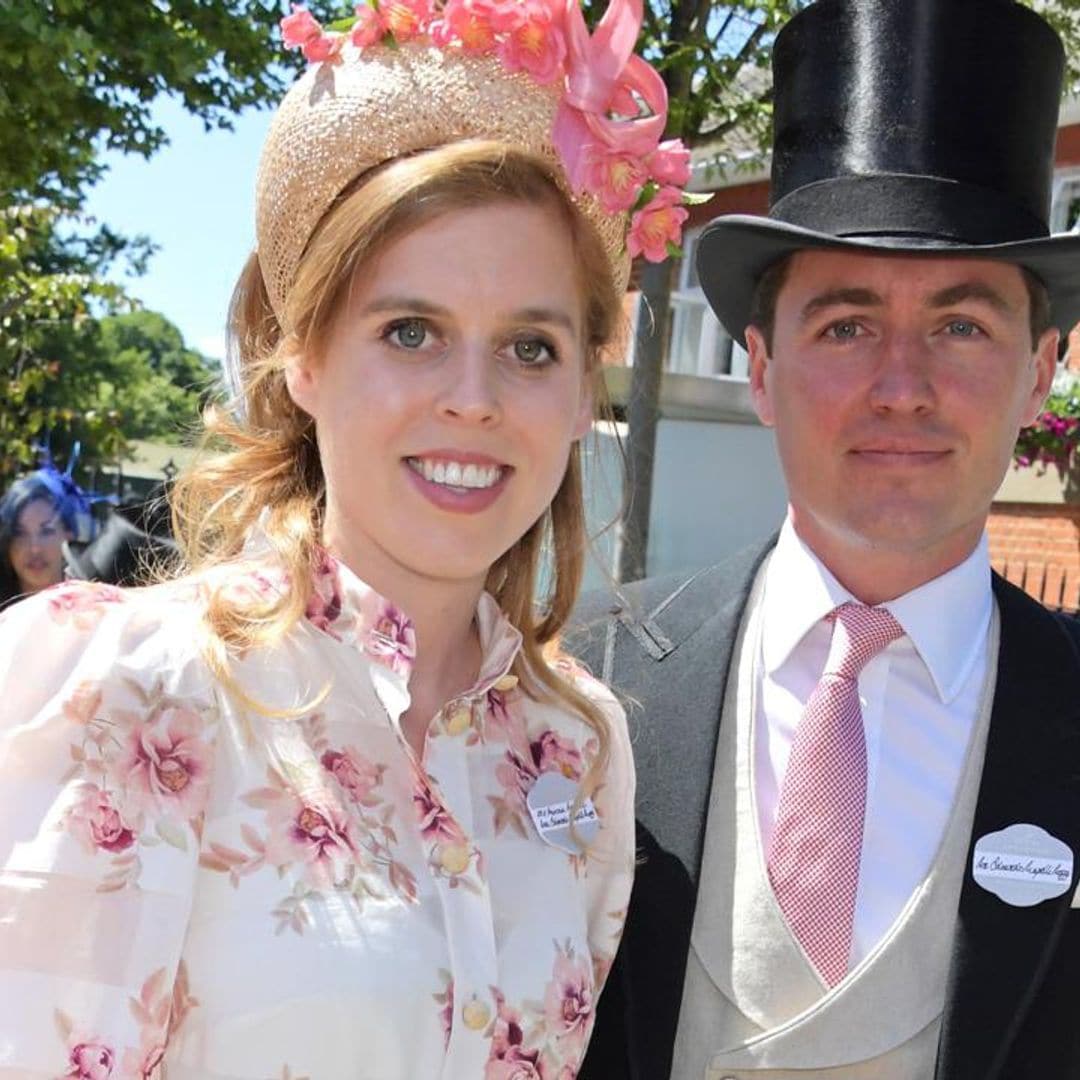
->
[[575, 1, 1080, 1077]]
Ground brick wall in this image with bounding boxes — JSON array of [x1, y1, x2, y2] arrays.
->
[[987, 502, 1080, 612]]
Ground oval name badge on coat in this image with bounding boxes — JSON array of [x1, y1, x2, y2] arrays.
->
[[972, 823, 1074, 907], [526, 771, 600, 854]]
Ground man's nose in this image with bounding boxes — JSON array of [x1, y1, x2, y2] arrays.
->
[[867, 332, 936, 414]]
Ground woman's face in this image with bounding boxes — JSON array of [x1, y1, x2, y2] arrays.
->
[[286, 199, 595, 591], [9, 497, 71, 594]]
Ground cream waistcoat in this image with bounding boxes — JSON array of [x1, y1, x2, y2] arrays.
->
[[670, 568, 1000, 1079]]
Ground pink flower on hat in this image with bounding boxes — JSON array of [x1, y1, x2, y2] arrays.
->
[[646, 138, 691, 186], [628, 185, 688, 261], [433, 0, 517, 53], [382, 0, 434, 41], [281, 4, 346, 62], [282, 4, 323, 48], [497, 0, 567, 85], [584, 147, 648, 212], [351, 4, 385, 45]]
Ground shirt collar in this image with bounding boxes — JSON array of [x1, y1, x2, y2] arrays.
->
[[762, 518, 992, 704]]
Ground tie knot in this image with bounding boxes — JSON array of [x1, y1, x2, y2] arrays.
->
[[824, 602, 904, 680]]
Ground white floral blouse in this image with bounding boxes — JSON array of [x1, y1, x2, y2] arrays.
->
[[0, 553, 634, 1080]]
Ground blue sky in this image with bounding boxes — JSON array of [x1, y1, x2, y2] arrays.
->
[[83, 96, 275, 363]]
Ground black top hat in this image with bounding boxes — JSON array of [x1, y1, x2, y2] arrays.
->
[[696, 0, 1080, 345]]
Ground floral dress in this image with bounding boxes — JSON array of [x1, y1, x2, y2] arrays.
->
[[0, 554, 635, 1079]]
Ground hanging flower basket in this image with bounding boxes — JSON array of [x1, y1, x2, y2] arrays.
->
[[1013, 373, 1080, 477]]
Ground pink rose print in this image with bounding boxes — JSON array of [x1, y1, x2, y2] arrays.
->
[[486, 1048, 545, 1080], [413, 779, 467, 845], [543, 946, 594, 1058], [65, 1043, 114, 1080], [67, 785, 135, 855], [305, 549, 344, 639], [486, 992, 545, 1079], [532, 730, 584, 780], [118, 705, 210, 819], [47, 582, 123, 630], [433, 970, 454, 1050], [265, 795, 356, 887], [321, 747, 384, 806], [364, 600, 417, 676]]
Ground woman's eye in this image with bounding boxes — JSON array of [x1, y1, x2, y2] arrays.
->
[[511, 337, 557, 366], [386, 318, 429, 349]]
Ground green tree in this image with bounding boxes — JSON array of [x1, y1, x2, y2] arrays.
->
[[614, 0, 1080, 582], [0, 205, 218, 484], [0, 1, 290, 483], [0, 1, 290, 208]]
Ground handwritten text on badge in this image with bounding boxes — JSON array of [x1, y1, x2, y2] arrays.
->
[[527, 771, 600, 854], [972, 823, 1074, 907]]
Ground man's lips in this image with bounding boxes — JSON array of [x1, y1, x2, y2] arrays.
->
[[848, 446, 952, 465]]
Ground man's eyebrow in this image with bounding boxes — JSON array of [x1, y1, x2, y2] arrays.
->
[[799, 287, 884, 322], [927, 281, 1015, 314]]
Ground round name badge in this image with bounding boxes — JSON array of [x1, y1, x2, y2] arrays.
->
[[972, 822, 1074, 907], [526, 771, 600, 855]]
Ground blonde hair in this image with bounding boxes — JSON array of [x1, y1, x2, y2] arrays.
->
[[171, 141, 623, 795]]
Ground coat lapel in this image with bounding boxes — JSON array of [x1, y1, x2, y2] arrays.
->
[[936, 575, 1080, 1080]]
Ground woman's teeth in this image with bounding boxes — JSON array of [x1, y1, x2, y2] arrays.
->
[[408, 458, 504, 489]]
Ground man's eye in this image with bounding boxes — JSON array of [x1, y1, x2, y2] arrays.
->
[[825, 321, 862, 340], [946, 319, 980, 337], [386, 318, 428, 349]]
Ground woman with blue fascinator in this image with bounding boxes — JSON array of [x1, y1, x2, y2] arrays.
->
[[0, 461, 93, 606]]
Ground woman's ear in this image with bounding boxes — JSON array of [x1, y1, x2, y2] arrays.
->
[[571, 381, 594, 441], [283, 350, 319, 418]]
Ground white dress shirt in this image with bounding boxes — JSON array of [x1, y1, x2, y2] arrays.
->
[[755, 519, 993, 965]]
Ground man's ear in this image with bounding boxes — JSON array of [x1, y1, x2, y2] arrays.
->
[[746, 324, 775, 427], [283, 350, 318, 418], [1019, 326, 1060, 427]]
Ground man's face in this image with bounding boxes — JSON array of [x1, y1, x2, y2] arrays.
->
[[746, 250, 1057, 575]]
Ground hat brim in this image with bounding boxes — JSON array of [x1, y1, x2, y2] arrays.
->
[[696, 216, 1080, 348]]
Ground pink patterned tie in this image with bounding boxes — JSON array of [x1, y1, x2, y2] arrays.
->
[[766, 602, 904, 987]]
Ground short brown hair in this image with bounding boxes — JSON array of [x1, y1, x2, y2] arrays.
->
[[747, 253, 1052, 352]]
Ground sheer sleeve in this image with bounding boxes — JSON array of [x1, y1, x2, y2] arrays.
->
[[0, 581, 216, 1078]]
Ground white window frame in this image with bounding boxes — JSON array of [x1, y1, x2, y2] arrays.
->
[[1050, 167, 1080, 234], [663, 227, 749, 379]]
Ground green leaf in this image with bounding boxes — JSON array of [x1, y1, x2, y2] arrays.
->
[[666, 241, 684, 259], [326, 16, 359, 32], [681, 191, 714, 206], [632, 181, 660, 214]]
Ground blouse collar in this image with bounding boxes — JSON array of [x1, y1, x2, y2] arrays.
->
[[304, 547, 523, 697]]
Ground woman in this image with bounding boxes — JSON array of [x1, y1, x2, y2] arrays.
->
[[0, 468, 88, 605], [0, 0, 691, 1073]]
